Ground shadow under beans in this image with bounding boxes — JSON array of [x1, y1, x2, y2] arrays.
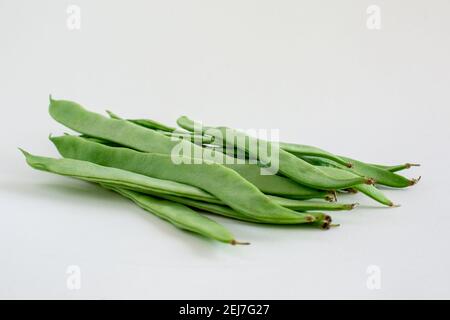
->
[[1, 179, 237, 253], [0, 179, 117, 202]]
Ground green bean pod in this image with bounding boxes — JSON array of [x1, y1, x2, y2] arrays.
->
[[303, 155, 418, 188], [151, 120, 349, 168], [50, 98, 328, 200], [279, 142, 351, 168], [158, 131, 215, 144], [104, 113, 332, 200], [222, 163, 332, 200], [152, 193, 333, 229], [267, 195, 356, 211], [80, 133, 330, 200], [176, 116, 370, 190], [50, 136, 315, 224], [20, 149, 221, 203], [98, 184, 245, 244], [318, 166, 395, 206]]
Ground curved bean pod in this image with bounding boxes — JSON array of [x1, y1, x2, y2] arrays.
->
[[99, 184, 245, 244], [76, 134, 330, 200], [370, 163, 420, 173], [50, 99, 325, 200], [304, 155, 418, 188], [22, 146, 345, 222], [103, 113, 332, 200], [339, 156, 419, 188], [176, 116, 370, 190], [122, 115, 348, 168], [50, 136, 316, 224], [158, 131, 215, 144], [222, 163, 333, 200], [279, 143, 351, 168]]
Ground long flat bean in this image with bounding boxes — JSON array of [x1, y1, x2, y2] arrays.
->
[[50, 136, 316, 224], [20, 149, 221, 203], [139, 192, 332, 228], [303, 155, 418, 188], [106, 110, 177, 132], [278, 142, 351, 167], [99, 184, 245, 244], [115, 114, 349, 169], [318, 166, 395, 206]]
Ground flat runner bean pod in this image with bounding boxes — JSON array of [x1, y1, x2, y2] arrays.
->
[[105, 110, 177, 132], [158, 131, 215, 144], [267, 195, 356, 211], [75, 134, 331, 200], [136, 191, 333, 228], [369, 163, 420, 173], [21, 146, 349, 222], [318, 166, 395, 206], [98, 184, 246, 245], [276, 142, 351, 168], [50, 136, 316, 224], [50, 98, 326, 200], [108, 115, 346, 170], [302, 155, 419, 188], [176, 116, 371, 190], [20, 149, 222, 203], [101, 114, 333, 200]]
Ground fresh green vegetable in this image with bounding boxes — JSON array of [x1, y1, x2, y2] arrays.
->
[[101, 184, 247, 245], [49, 135, 316, 224]]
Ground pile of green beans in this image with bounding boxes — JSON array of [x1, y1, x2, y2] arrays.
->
[[20, 97, 421, 245]]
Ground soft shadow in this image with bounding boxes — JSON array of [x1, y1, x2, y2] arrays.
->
[[1, 180, 230, 255]]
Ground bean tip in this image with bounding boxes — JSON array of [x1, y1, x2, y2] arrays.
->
[[365, 178, 376, 185], [231, 240, 250, 246], [389, 202, 401, 208], [406, 163, 421, 168], [345, 162, 353, 168], [410, 176, 421, 186], [18, 147, 28, 156]]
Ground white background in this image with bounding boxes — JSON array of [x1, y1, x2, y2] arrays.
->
[[1, 0, 449, 299]]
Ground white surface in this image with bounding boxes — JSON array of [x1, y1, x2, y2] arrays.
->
[[1, 0, 449, 299]]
